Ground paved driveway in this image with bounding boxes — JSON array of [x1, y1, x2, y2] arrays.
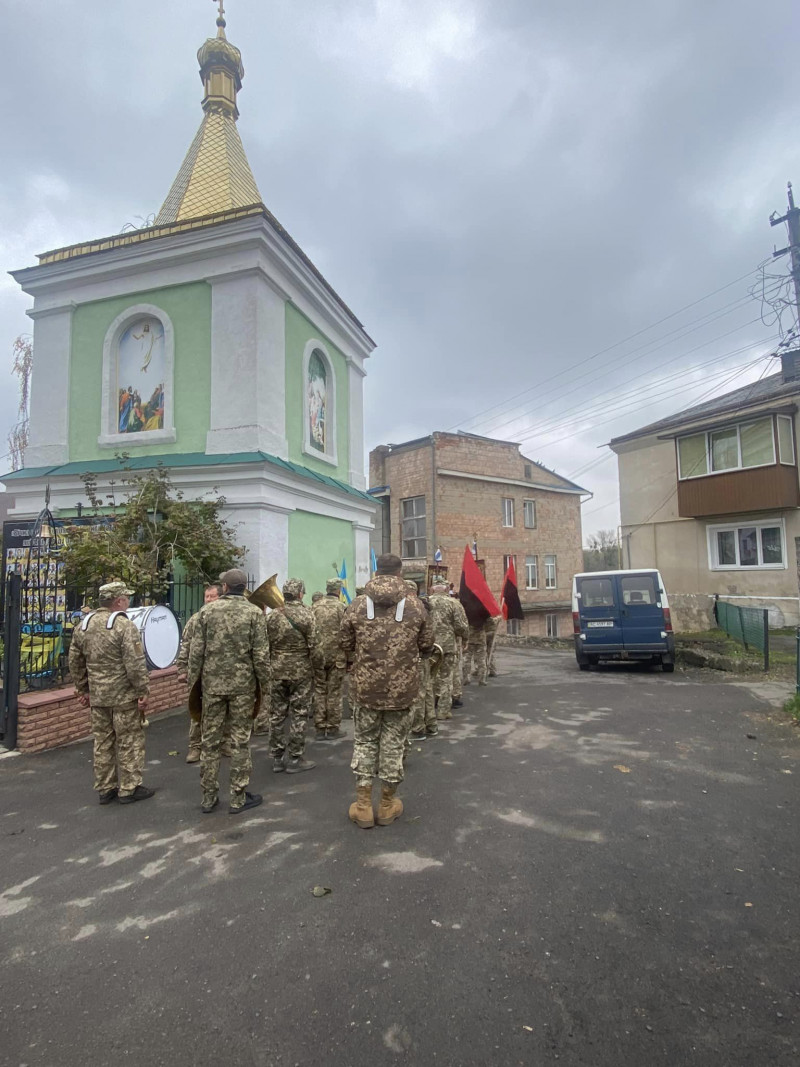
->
[[1, 649, 798, 1066]]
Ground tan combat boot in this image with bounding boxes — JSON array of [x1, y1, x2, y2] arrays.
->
[[349, 784, 374, 829], [185, 747, 201, 764], [376, 784, 404, 826]]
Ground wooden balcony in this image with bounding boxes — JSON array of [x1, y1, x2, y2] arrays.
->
[[677, 463, 800, 518]]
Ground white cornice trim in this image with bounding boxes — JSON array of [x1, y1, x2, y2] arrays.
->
[[436, 468, 586, 496]]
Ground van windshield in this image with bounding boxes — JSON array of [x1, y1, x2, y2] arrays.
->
[[579, 578, 614, 607], [621, 575, 658, 606]]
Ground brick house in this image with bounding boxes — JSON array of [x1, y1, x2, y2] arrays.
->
[[369, 431, 589, 638]]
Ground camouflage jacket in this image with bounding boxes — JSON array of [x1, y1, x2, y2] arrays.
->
[[340, 575, 434, 710], [175, 608, 202, 675], [312, 595, 347, 667], [428, 593, 469, 653], [187, 594, 270, 696], [68, 608, 150, 706], [266, 602, 319, 680]]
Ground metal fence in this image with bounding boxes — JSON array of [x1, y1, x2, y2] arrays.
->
[[715, 598, 770, 672]]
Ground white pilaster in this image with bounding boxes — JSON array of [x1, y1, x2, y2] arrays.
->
[[206, 269, 288, 457], [353, 522, 372, 586], [347, 358, 366, 490], [224, 501, 292, 584], [25, 304, 74, 467]]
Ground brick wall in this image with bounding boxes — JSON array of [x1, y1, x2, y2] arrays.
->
[[16, 667, 188, 754], [368, 432, 586, 638]]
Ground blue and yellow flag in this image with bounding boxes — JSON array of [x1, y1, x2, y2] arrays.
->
[[338, 559, 352, 604], [370, 547, 378, 575]]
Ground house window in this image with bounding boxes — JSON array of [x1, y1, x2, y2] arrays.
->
[[523, 499, 536, 528], [707, 519, 786, 570], [503, 554, 517, 574], [778, 416, 795, 465], [545, 613, 559, 638], [507, 618, 521, 636], [544, 554, 557, 589], [677, 416, 776, 479], [401, 496, 426, 558], [524, 464, 531, 479], [502, 498, 515, 527], [525, 555, 538, 590]]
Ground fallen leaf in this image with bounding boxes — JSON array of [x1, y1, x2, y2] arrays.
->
[[613, 764, 631, 774], [168, 750, 179, 757], [744, 902, 753, 908], [431, 919, 442, 927], [734, 868, 744, 872], [312, 886, 332, 897], [522, 1025, 534, 1032], [781, 769, 792, 775]]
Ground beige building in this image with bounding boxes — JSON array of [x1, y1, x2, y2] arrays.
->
[[610, 354, 800, 629], [369, 432, 589, 638]]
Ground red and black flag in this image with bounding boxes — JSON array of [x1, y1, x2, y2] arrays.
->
[[500, 559, 525, 622], [459, 546, 502, 627]]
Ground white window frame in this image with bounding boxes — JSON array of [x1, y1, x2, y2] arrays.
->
[[99, 304, 176, 448], [400, 495, 426, 559], [545, 613, 559, 638], [525, 555, 538, 590], [523, 499, 536, 529], [502, 497, 515, 527], [507, 618, 521, 636], [777, 415, 795, 466], [706, 517, 787, 571], [503, 553, 517, 574], [302, 339, 338, 467], [544, 554, 557, 589], [677, 416, 777, 481]]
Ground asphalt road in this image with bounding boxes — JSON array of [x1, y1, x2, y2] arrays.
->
[[1, 648, 799, 1067]]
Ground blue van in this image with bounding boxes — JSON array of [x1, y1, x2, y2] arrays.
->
[[571, 569, 675, 672]]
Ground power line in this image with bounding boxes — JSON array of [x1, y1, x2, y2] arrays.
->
[[447, 260, 771, 434]]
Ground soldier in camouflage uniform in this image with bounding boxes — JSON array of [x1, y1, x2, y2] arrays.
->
[[188, 568, 271, 814], [68, 580, 153, 805], [463, 617, 494, 687], [312, 578, 347, 739], [311, 591, 324, 604], [486, 614, 500, 677], [428, 581, 469, 719], [340, 555, 434, 829], [407, 580, 437, 740], [267, 578, 319, 774], [176, 582, 227, 763]]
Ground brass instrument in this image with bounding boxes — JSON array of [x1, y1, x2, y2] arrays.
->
[[245, 573, 285, 611]]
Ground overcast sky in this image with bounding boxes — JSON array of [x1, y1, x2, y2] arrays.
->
[[2, 0, 799, 536]]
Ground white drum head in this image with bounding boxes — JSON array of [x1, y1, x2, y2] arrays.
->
[[128, 605, 181, 669]]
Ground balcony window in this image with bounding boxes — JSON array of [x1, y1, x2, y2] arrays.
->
[[523, 499, 536, 528], [678, 416, 776, 480], [401, 496, 426, 558], [502, 498, 515, 527], [707, 519, 786, 570]]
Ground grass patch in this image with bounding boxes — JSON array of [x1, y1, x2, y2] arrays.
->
[[783, 693, 800, 722], [677, 628, 795, 668]]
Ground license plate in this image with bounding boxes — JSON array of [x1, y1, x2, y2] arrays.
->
[[587, 620, 614, 628]]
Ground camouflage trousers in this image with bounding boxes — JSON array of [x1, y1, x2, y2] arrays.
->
[[313, 662, 345, 729], [487, 632, 498, 676], [91, 702, 145, 797], [434, 651, 458, 717], [201, 694, 253, 804], [269, 675, 313, 758], [189, 714, 230, 749], [453, 644, 464, 701], [411, 658, 435, 733], [463, 628, 487, 685], [351, 704, 413, 785]]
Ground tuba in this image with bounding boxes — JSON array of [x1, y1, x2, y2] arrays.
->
[[245, 574, 285, 611]]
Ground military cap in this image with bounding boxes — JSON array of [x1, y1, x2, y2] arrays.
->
[[404, 580, 418, 595], [311, 591, 324, 603], [219, 567, 248, 588], [98, 580, 134, 599], [431, 580, 448, 592], [326, 578, 343, 594], [282, 577, 305, 600]]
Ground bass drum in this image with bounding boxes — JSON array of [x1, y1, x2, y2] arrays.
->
[[127, 605, 181, 670]]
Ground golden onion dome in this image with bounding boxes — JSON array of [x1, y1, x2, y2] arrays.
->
[[198, 16, 244, 92]]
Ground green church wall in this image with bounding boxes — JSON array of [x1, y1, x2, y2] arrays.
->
[[288, 511, 355, 599], [285, 303, 350, 482], [69, 282, 211, 461]]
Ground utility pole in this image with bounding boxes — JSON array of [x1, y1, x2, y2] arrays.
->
[[770, 182, 800, 330]]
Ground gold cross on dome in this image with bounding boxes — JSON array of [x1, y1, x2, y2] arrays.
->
[[214, 0, 225, 20]]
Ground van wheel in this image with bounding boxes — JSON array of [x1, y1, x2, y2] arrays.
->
[[662, 660, 675, 673], [576, 653, 591, 671]]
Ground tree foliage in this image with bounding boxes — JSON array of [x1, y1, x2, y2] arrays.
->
[[60, 458, 244, 597], [582, 529, 620, 572], [8, 335, 32, 471]]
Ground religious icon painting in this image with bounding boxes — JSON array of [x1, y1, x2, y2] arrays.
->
[[117, 317, 166, 434], [307, 348, 327, 453]]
